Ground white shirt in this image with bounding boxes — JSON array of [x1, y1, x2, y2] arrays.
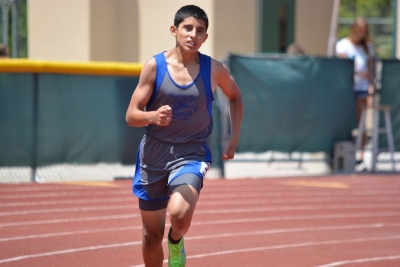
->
[[335, 38, 374, 92]]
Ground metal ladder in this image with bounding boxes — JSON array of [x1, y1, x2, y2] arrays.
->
[[355, 105, 395, 172]]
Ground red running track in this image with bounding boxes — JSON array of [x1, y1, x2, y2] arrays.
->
[[0, 174, 400, 267]]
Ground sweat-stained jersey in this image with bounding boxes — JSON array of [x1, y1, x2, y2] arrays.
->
[[132, 52, 214, 202], [144, 51, 214, 144]]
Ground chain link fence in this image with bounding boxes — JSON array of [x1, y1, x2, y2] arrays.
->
[[0, 0, 27, 58]]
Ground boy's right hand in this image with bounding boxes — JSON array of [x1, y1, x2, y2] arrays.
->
[[152, 105, 172, 126]]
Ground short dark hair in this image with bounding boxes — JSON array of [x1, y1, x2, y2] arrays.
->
[[174, 5, 208, 31], [0, 43, 9, 58]]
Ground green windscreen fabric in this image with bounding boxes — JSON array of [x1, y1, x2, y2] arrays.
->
[[0, 73, 35, 166], [36, 74, 221, 167], [36, 74, 143, 166], [0, 73, 222, 169], [228, 54, 356, 154], [379, 60, 400, 150]]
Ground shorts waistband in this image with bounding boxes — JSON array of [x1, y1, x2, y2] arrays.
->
[[145, 132, 206, 146]]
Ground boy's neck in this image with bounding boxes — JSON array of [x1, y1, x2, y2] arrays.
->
[[170, 47, 199, 68]]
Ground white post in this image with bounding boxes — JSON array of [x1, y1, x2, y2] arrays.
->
[[327, 0, 341, 57], [11, 0, 17, 58], [396, 0, 400, 59], [1, 0, 9, 45]]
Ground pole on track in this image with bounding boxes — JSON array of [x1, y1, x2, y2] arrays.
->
[[394, 0, 398, 58], [327, 0, 341, 57], [31, 73, 39, 182]]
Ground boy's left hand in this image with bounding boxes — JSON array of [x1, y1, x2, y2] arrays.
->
[[221, 139, 238, 160]]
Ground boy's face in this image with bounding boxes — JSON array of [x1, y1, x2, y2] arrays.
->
[[171, 16, 208, 52]]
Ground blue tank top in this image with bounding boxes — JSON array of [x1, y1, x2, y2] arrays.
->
[[145, 52, 214, 144]]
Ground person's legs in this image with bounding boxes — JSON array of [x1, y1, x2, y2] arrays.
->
[[355, 96, 368, 161], [168, 172, 203, 240], [356, 96, 367, 127], [140, 207, 167, 267], [167, 173, 203, 266], [168, 184, 199, 240]]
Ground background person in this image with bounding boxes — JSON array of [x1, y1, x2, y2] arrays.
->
[[335, 17, 375, 166], [286, 43, 305, 55], [0, 44, 10, 58]]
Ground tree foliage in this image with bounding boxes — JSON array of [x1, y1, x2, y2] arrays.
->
[[338, 0, 395, 59], [0, 0, 27, 58]]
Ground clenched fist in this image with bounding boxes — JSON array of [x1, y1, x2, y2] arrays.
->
[[152, 105, 172, 126]]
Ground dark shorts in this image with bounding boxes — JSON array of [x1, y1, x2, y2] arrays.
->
[[355, 91, 369, 99], [138, 173, 203, 211], [133, 134, 212, 211]]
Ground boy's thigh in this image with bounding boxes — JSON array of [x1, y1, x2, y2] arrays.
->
[[168, 172, 203, 194], [139, 171, 203, 211], [137, 170, 170, 211], [168, 161, 211, 193], [140, 208, 167, 239]]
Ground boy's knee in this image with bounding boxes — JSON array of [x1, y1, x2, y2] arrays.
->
[[142, 230, 164, 248], [169, 207, 191, 224], [170, 213, 192, 233]]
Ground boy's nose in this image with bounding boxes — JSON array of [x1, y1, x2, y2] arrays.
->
[[190, 30, 198, 38]]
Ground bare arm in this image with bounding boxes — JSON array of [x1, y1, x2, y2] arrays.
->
[[125, 58, 172, 127], [212, 60, 244, 160], [338, 52, 372, 82]]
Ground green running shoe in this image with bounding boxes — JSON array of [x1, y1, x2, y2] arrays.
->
[[168, 232, 186, 267]]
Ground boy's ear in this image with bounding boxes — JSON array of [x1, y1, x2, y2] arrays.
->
[[203, 33, 209, 43], [170, 25, 177, 37]]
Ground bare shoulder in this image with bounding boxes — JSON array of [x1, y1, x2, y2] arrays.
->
[[136, 57, 157, 87], [210, 57, 231, 89], [208, 57, 242, 99], [142, 57, 157, 76], [211, 57, 229, 75]]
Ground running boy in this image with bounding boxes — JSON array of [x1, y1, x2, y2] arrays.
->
[[126, 5, 243, 267]]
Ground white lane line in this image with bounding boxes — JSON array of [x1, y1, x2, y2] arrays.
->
[[183, 223, 400, 242], [0, 185, 117, 193], [1, 188, 399, 200], [2, 202, 400, 217], [194, 203, 400, 215], [2, 224, 400, 265], [0, 226, 141, 242], [202, 190, 400, 200], [191, 212, 400, 226], [2, 211, 400, 242], [204, 185, 400, 192], [1, 208, 400, 228], [2, 195, 399, 208], [204, 183, 396, 190], [198, 196, 400, 206], [187, 235, 400, 259], [4, 182, 371, 193], [0, 197, 134, 207], [0, 205, 134, 216], [0, 241, 140, 264], [1, 178, 399, 193], [129, 235, 400, 267], [0, 184, 348, 194], [0, 185, 287, 193], [314, 255, 400, 267], [0, 214, 139, 228], [0, 190, 128, 200]]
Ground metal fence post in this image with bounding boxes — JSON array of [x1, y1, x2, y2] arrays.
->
[[31, 73, 39, 182], [1, 0, 9, 45], [11, 0, 17, 58]]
